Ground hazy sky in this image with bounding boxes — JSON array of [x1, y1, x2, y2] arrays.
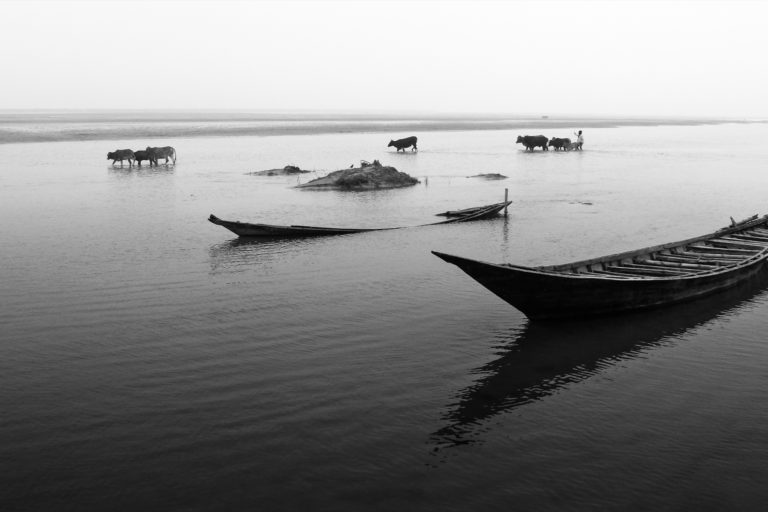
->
[[2, 0, 767, 117]]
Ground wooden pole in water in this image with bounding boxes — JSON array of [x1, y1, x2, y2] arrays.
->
[[504, 188, 509, 217]]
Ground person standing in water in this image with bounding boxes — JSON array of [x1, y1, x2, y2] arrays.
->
[[574, 130, 584, 150]]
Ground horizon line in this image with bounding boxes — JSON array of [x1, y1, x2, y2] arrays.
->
[[0, 108, 759, 122]]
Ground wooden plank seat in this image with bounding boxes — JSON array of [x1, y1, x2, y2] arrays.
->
[[605, 264, 691, 277], [713, 237, 768, 249], [730, 233, 768, 243], [690, 243, 763, 254], [685, 244, 759, 256], [675, 250, 747, 261], [636, 258, 718, 270], [649, 254, 738, 266]]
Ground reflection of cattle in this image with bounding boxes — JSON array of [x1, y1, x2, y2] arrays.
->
[[107, 149, 135, 167], [133, 150, 151, 167], [146, 146, 177, 166], [516, 135, 549, 151], [548, 137, 572, 151], [388, 136, 418, 152]]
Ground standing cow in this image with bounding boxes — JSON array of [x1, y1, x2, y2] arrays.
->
[[107, 149, 136, 167], [133, 150, 151, 167], [516, 135, 549, 151], [548, 137, 572, 151], [388, 136, 418, 152], [146, 146, 177, 166]]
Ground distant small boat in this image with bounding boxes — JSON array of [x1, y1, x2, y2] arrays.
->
[[433, 214, 768, 320], [436, 204, 500, 217], [209, 200, 512, 238]]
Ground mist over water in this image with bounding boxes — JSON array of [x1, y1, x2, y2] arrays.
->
[[2, 115, 768, 511]]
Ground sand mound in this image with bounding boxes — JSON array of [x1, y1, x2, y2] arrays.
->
[[296, 160, 419, 190]]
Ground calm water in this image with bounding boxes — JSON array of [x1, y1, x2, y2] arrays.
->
[[2, 117, 768, 511]]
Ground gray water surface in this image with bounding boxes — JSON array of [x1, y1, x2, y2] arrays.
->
[[2, 119, 768, 511]]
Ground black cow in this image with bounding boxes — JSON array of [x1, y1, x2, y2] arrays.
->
[[107, 149, 135, 167], [388, 136, 418, 152], [516, 135, 549, 151], [146, 146, 177, 166], [548, 137, 572, 151], [133, 150, 151, 167]]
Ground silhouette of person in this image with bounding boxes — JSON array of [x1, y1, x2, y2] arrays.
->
[[574, 130, 584, 150]]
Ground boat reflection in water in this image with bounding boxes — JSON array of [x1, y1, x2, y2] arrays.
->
[[431, 271, 768, 449], [207, 235, 329, 274]]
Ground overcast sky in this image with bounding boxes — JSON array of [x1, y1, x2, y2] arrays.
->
[[2, 0, 767, 117]]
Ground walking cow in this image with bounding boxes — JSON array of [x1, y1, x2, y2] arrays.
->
[[516, 135, 549, 151], [388, 136, 418, 152], [146, 146, 177, 166], [548, 137, 572, 151], [133, 150, 151, 167], [107, 149, 136, 167]]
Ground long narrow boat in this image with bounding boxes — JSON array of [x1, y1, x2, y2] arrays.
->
[[209, 200, 512, 237], [435, 205, 493, 217], [433, 214, 768, 320]]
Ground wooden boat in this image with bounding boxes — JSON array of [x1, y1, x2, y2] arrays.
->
[[433, 214, 768, 320], [207, 217, 381, 237], [209, 200, 512, 237], [436, 205, 491, 217]]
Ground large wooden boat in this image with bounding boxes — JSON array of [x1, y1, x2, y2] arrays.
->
[[209, 200, 512, 237], [433, 214, 768, 320]]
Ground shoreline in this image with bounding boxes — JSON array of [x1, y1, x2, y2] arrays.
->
[[0, 116, 763, 145]]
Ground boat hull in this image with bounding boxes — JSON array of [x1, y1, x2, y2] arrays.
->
[[208, 215, 375, 236], [209, 201, 511, 238], [432, 249, 768, 320]]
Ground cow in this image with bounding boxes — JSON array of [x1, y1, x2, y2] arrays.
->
[[548, 137, 572, 151], [107, 149, 136, 167], [146, 146, 177, 166], [516, 135, 549, 151], [388, 136, 418, 152], [133, 150, 151, 167]]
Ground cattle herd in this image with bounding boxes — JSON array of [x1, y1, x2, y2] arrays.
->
[[515, 135, 583, 152], [107, 146, 177, 167], [385, 134, 584, 154], [107, 133, 578, 168]]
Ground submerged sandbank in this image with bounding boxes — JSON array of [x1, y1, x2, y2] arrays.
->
[[0, 111, 762, 145]]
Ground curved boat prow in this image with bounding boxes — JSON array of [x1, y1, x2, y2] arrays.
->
[[432, 250, 475, 267]]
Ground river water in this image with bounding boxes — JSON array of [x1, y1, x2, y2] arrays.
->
[[2, 115, 768, 511]]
